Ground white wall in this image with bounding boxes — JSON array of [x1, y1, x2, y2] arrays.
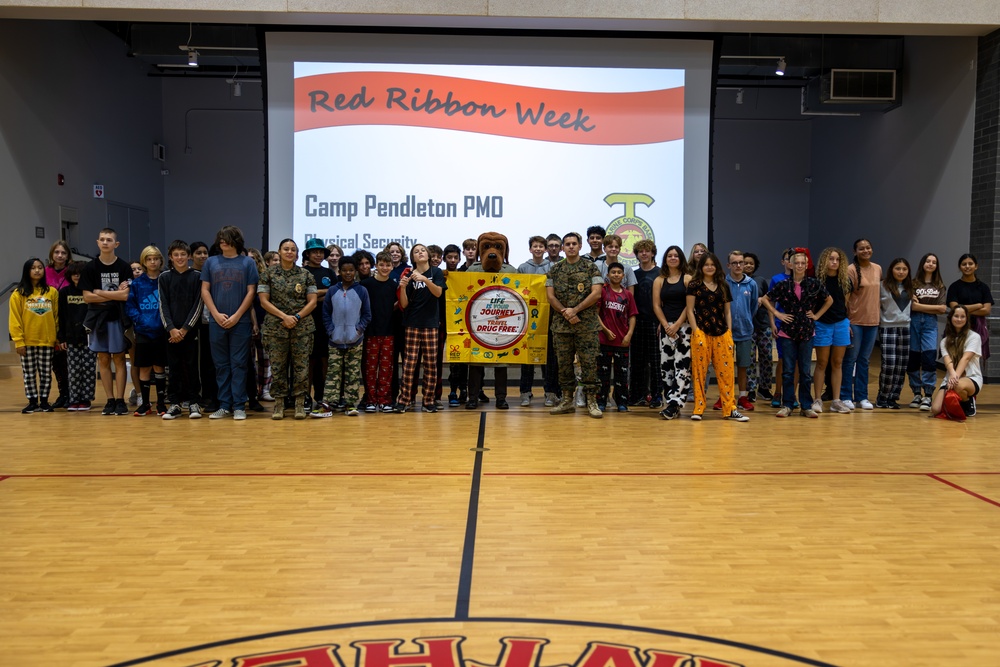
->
[[0, 19, 164, 350]]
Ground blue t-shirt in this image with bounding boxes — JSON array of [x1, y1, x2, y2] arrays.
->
[[202, 255, 259, 319]]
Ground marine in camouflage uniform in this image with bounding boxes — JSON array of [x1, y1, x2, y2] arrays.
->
[[258, 264, 316, 402], [545, 236, 604, 416]]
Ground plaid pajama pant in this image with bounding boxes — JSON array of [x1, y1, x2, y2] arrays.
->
[[877, 326, 910, 403], [20, 346, 54, 400], [398, 327, 439, 407]]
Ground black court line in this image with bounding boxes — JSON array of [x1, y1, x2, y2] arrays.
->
[[455, 411, 487, 620], [103, 616, 839, 667]]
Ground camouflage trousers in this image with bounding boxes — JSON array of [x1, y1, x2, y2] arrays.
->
[[552, 328, 599, 394], [263, 327, 313, 399], [325, 343, 364, 407]]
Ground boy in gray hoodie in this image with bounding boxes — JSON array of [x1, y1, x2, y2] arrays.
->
[[322, 256, 371, 416]]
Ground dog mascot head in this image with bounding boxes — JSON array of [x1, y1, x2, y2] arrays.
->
[[477, 232, 510, 273]]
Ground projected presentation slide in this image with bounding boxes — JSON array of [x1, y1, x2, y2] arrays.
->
[[267, 34, 713, 267]]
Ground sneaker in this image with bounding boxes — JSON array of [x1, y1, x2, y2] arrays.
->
[[727, 409, 750, 422], [382, 404, 394, 413], [495, 399, 509, 410], [52, 396, 67, 410], [114, 400, 128, 415], [885, 400, 901, 410], [209, 408, 231, 419], [648, 398, 662, 409], [597, 401, 607, 412], [128, 389, 138, 406], [423, 404, 438, 413], [659, 404, 679, 420], [770, 397, 782, 408], [801, 408, 819, 418], [842, 400, 856, 411], [520, 392, 532, 407], [345, 407, 359, 416], [962, 397, 977, 417], [188, 403, 203, 419], [746, 390, 756, 403], [260, 391, 275, 402], [365, 403, 377, 413], [392, 402, 407, 413], [690, 413, 702, 421], [631, 396, 649, 407], [757, 387, 774, 401], [920, 396, 932, 411], [233, 409, 247, 421], [21, 401, 38, 414], [449, 393, 459, 407], [37, 400, 54, 412], [181, 401, 190, 410], [458, 390, 469, 404], [478, 391, 489, 403], [435, 399, 444, 410], [310, 402, 333, 418], [162, 404, 183, 420], [102, 399, 116, 415], [829, 400, 852, 413], [156, 402, 168, 416], [133, 403, 153, 417], [77, 400, 92, 412], [66, 402, 81, 412], [737, 396, 755, 412], [543, 392, 556, 407], [909, 395, 923, 409], [712, 398, 722, 410], [248, 401, 266, 413], [811, 399, 823, 414], [617, 403, 628, 412], [776, 406, 792, 418], [859, 399, 874, 410], [876, 399, 889, 409]]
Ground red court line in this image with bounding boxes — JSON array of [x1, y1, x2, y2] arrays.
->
[[487, 471, 935, 476], [928, 474, 1000, 508], [0, 472, 470, 479]]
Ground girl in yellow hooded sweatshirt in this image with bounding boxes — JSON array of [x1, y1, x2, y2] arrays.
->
[[9, 258, 59, 413]]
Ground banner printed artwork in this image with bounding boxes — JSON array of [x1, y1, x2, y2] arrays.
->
[[446, 271, 549, 365]]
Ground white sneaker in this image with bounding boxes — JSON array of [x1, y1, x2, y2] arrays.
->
[[345, 408, 359, 416], [260, 391, 275, 402], [842, 400, 856, 411], [859, 399, 875, 410], [188, 403, 203, 419], [520, 392, 531, 407], [920, 396, 932, 411], [543, 392, 556, 407], [727, 409, 750, 422], [811, 399, 823, 414], [829, 400, 852, 413], [209, 408, 231, 419], [233, 409, 247, 420]]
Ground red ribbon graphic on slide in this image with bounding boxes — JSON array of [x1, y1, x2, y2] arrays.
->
[[294, 72, 684, 146]]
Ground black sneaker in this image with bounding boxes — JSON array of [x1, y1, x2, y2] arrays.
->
[[248, 401, 266, 413], [757, 387, 774, 401], [962, 397, 977, 417], [886, 400, 901, 410], [659, 403, 679, 420], [21, 401, 39, 414], [478, 391, 489, 403], [115, 399, 129, 415], [52, 395, 68, 410], [102, 399, 116, 415], [648, 398, 662, 409], [37, 400, 54, 412], [458, 390, 468, 404], [392, 402, 407, 413], [448, 393, 459, 407], [495, 399, 509, 410], [162, 404, 183, 420], [423, 404, 438, 413]]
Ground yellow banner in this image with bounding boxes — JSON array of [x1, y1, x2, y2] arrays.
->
[[445, 271, 549, 364]]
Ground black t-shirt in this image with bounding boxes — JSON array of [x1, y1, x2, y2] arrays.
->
[[305, 265, 337, 324], [633, 266, 658, 320], [819, 275, 849, 324], [79, 256, 132, 320], [947, 278, 994, 326], [659, 275, 687, 322], [403, 266, 445, 329], [361, 276, 398, 337]]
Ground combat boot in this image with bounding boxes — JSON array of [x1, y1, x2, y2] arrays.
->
[[549, 394, 576, 415], [586, 392, 603, 419]]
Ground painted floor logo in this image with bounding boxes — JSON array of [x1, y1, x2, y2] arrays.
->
[[107, 619, 836, 667]]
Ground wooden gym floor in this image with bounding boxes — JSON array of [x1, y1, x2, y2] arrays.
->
[[1, 371, 998, 667]]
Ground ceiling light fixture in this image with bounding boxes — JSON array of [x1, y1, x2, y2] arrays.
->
[[776, 58, 786, 76], [187, 50, 199, 67]]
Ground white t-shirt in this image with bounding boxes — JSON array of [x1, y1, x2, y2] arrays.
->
[[940, 330, 982, 387]]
